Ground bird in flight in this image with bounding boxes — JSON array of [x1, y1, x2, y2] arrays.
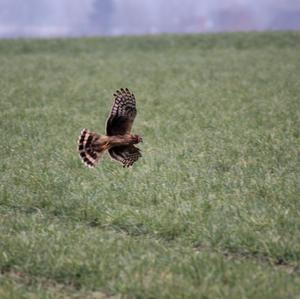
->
[[77, 88, 142, 168]]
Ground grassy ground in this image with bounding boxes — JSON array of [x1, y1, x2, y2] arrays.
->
[[0, 32, 300, 298]]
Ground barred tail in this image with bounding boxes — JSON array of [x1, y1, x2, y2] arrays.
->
[[77, 129, 105, 168]]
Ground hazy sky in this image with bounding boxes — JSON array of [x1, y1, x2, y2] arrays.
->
[[0, 0, 299, 38]]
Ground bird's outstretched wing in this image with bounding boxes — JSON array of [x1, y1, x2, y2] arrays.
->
[[108, 145, 142, 167], [106, 88, 137, 136]]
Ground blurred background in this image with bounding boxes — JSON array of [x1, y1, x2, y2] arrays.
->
[[0, 0, 299, 38]]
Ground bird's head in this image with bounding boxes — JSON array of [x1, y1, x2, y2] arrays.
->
[[133, 135, 143, 144]]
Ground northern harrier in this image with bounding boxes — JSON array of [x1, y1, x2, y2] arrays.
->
[[77, 88, 142, 168]]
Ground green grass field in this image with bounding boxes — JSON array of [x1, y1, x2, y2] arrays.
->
[[0, 32, 300, 298]]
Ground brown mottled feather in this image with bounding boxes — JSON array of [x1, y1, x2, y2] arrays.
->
[[108, 145, 142, 167], [106, 88, 136, 136], [77, 129, 107, 168], [106, 88, 141, 167]]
